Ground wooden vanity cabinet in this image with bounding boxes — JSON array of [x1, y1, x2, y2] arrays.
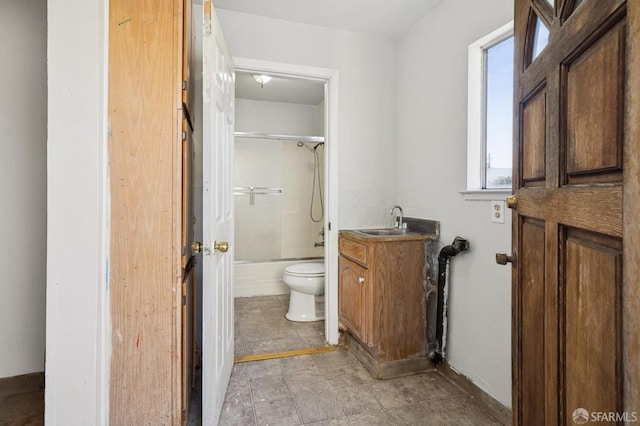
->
[[338, 231, 432, 378], [338, 255, 371, 345]]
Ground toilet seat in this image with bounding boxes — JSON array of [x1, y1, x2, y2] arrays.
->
[[282, 262, 325, 322], [283, 263, 324, 277]]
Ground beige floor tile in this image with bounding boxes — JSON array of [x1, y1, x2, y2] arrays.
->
[[249, 375, 291, 403], [222, 296, 507, 426], [423, 395, 500, 425], [290, 390, 344, 424], [386, 402, 441, 426], [311, 350, 350, 372], [369, 378, 420, 409], [332, 384, 383, 417], [286, 371, 331, 394], [321, 366, 365, 389], [246, 358, 284, 378], [346, 410, 397, 425], [218, 400, 256, 426], [396, 370, 463, 402], [254, 398, 302, 426], [303, 418, 349, 426]]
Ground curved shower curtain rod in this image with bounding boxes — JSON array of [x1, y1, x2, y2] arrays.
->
[[234, 131, 325, 143]]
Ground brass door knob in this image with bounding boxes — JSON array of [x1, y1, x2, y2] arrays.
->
[[214, 241, 229, 253], [191, 242, 203, 253], [496, 253, 516, 265], [506, 195, 518, 210]]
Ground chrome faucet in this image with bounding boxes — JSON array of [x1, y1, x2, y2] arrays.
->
[[390, 205, 404, 229]]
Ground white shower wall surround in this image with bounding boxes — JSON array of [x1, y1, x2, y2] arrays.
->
[[234, 137, 324, 260], [234, 98, 325, 296]]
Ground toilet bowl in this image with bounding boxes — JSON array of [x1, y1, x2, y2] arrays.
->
[[282, 262, 325, 322]]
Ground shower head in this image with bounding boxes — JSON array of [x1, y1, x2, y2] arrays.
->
[[297, 141, 316, 153]]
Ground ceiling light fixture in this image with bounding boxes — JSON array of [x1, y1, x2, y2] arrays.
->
[[252, 74, 272, 88]]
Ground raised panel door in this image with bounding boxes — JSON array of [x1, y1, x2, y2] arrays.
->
[[512, 0, 632, 423], [202, 2, 235, 424], [338, 255, 368, 345]]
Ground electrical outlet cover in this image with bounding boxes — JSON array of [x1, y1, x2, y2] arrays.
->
[[491, 200, 505, 224]]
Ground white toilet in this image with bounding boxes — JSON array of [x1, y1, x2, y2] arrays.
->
[[282, 262, 325, 322]]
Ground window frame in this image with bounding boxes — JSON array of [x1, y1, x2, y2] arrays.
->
[[464, 21, 514, 200]]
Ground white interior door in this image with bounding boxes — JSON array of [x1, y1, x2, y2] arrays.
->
[[202, 3, 235, 424]]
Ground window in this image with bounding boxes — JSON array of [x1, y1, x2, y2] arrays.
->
[[466, 22, 514, 195], [485, 35, 514, 189]]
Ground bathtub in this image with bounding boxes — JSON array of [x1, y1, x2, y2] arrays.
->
[[234, 257, 324, 298]]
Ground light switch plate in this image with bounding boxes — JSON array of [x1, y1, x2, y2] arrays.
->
[[491, 200, 505, 224]]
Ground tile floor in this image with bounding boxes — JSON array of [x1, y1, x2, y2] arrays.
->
[[216, 295, 506, 426]]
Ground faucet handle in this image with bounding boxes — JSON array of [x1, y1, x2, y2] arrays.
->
[[389, 205, 404, 228], [389, 204, 403, 215]]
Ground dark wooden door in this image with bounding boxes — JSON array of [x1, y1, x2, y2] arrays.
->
[[511, 0, 640, 424]]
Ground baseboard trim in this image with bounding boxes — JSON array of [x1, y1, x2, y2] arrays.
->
[[436, 362, 512, 425], [0, 372, 45, 397]]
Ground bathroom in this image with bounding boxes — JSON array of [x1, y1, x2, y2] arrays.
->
[[233, 71, 329, 331]]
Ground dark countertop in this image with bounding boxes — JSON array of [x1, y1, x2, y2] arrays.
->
[[340, 228, 438, 242]]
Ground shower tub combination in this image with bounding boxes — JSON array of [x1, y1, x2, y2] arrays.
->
[[234, 133, 325, 298], [234, 257, 324, 297]]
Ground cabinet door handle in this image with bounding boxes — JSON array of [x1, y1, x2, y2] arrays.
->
[[358, 277, 365, 284]]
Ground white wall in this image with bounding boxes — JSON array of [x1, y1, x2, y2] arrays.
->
[[216, 10, 399, 229], [235, 98, 322, 136], [47, 0, 110, 423], [0, 0, 47, 379], [397, 0, 514, 407]]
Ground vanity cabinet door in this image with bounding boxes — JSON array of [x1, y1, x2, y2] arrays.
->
[[338, 256, 368, 344]]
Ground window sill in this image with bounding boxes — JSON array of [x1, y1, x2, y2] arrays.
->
[[460, 189, 512, 201]]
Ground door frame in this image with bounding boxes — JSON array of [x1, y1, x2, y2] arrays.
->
[[233, 57, 340, 345], [47, 0, 110, 423]]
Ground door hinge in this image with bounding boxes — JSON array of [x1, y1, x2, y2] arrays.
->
[[328, 222, 332, 231], [182, 80, 187, 90], [182, 295, 187, 306], [182, 131, 187, 141]]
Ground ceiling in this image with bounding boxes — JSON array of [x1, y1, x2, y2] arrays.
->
[[214, 1, 445, 104], [236, 72, 325, 105], [212, 0, 444, 40]]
